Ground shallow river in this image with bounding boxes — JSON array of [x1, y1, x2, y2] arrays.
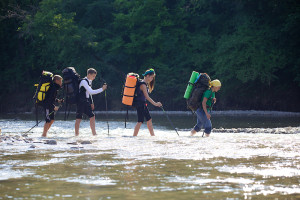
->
[[0, 113, 299, 199]]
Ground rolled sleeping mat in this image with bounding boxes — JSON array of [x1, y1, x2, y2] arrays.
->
[[122, 75, 138, 106], [184, 71, 199, 99]]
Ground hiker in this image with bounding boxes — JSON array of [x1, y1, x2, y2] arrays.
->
[[42, 75, 64, 137], [133, 68, 162, 136], [75, 68, 107, 136], [191, 79, 221, 137]]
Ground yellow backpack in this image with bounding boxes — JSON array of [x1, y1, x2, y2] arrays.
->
[[33, 71, 53, 104]]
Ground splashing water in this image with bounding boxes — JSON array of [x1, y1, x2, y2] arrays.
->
[[0, 117, 299, 200]]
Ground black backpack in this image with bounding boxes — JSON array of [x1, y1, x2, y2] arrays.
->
[[62, 67, 81, 119], [187, 73, 211, 112]]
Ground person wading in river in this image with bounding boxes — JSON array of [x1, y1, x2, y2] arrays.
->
[[42, 75, 64, 137], [133, 68, 162, 136], [75, 68, 107, 136], [191, 79, 221, 137]]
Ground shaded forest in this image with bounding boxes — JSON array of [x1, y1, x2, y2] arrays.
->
[[1, 0, 300, 112]]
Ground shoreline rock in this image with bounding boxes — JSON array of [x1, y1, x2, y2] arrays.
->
[[0, 126, 299, 146], [212, 126, 300, 134], [44, 140, 57, 145], [6, 110, 300, 117]]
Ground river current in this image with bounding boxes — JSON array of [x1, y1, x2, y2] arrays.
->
[[0, 113, 299, 199]]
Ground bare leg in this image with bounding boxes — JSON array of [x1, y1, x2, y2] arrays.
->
[[133, 122, 142, 136], [205, 133, 210, 137], [90, 116, 96, 135], [42, 120, 54, 137], [190, 129, 197, 136], [147, 119, 155, 136], [47, 120, 54, 132], [75, 119, 81, 136]]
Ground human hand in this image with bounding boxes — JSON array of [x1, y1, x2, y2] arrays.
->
[[156, 102, 162, 107], [102, 84, 107, 91], [206, 113, 211, 120], [91, 104, 95, 110], [213, 98, 216, 103], [54, 106, 59, 111]]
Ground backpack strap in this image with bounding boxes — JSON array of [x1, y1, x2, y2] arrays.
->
[[136, 81, 147, 92], [138, 81, 147, 86], [207, 88, 214, 111], [78, 78, 91, 94], [84, 78, 90, 85], [79, 78, 90, 87]]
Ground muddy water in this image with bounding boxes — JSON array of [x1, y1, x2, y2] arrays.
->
[[0, 117, 299, 199]]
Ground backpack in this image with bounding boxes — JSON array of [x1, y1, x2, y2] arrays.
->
[[122, 73, 140, 106], [187, 73, 211, 112], [62, 67, 81, 120], [33, 71, 54, 124], [122, 72, 140, 127], [33, 71, 54, 106]]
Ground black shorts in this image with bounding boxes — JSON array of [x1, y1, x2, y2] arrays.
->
[[135, 103, 151, 123], [76, 101, 95, 119], [45, 106, 55, 123]]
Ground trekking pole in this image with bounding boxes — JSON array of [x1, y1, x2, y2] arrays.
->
[[104, 89, 110, 136], [160, 106, 179, 136], [98, 77, 110, 135], [22, 110, 55, 136], [124, 106, 129, 128], [22, 104, 61, 136]]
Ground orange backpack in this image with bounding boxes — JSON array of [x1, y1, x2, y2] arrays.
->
[[122, 73, 139, 106]]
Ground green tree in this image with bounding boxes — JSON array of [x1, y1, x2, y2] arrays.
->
[[0, 0, 299, 112]]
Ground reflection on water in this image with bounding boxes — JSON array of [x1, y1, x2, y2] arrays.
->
[[0, 116, 299, 199]]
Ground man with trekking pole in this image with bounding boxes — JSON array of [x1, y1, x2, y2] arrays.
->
[[42, 75, 64, 137], [75, 68, 107, 136]]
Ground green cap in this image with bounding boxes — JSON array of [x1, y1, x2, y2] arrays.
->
[[142, 68, 155, 76]]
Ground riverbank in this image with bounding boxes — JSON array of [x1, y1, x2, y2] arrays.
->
[[2, 110, 300, 130], [96, 110, 300, 117], [213, 126, 300, 134], [7, 110, 300, 117]]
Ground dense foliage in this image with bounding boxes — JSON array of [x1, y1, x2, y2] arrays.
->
[[1, 0, 300, 112]]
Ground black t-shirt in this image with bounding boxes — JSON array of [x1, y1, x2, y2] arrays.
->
[[133, 81, 147, 104], [44, 82, 60, 109]]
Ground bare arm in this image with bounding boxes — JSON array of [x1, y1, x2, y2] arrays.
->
[[140, 84, 162, 107]]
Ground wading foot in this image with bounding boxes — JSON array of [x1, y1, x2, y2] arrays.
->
[[191, 129, 197, 136]]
